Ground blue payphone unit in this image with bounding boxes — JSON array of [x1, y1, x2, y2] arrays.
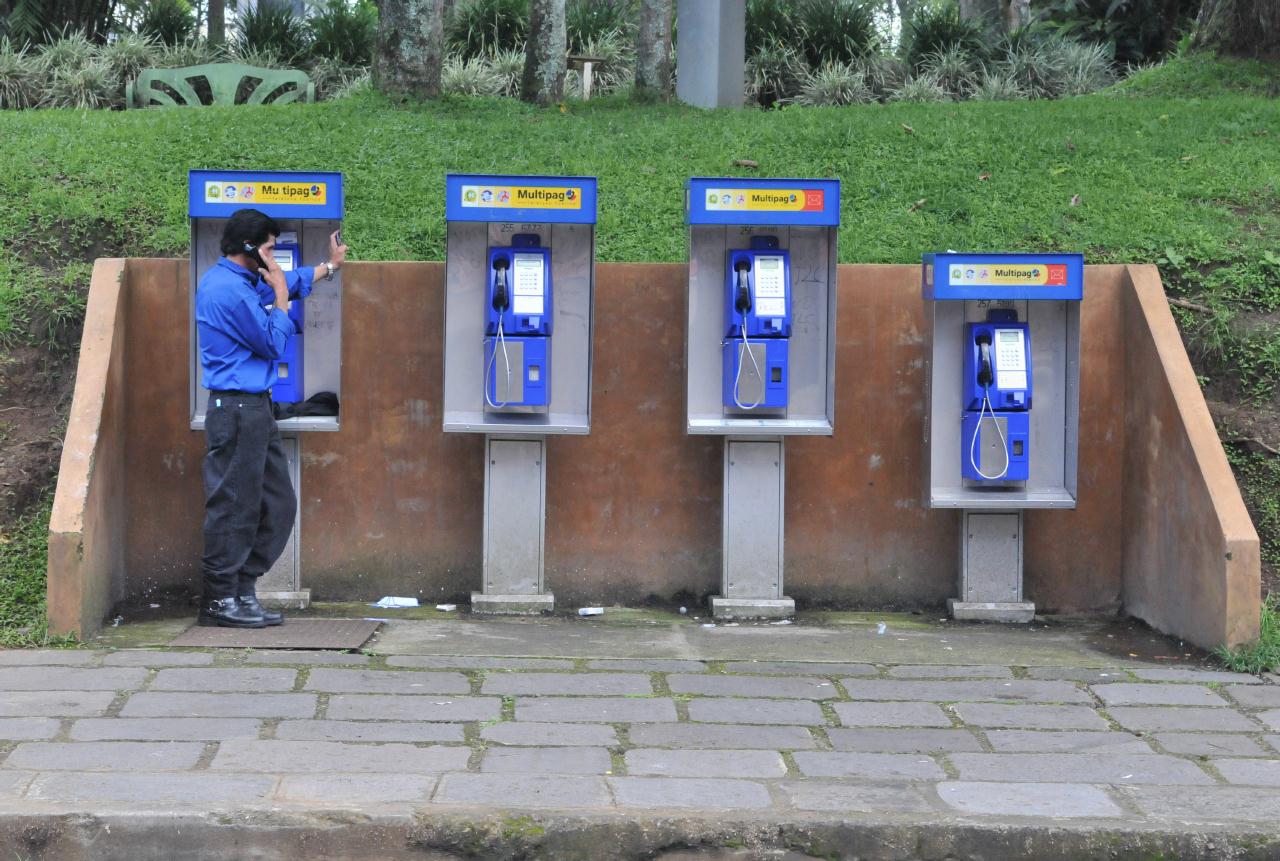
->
[[961, 309, 1032, 482], [484, 234, 552, 409], [723, 236, 791, 410], [270, 233, 305, 404]]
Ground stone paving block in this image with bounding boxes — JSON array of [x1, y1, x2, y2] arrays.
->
[[0, 650, 96, 666], [102, 651, 214, 667], [482, 673, 652, 696], [435, 774, 611, 808], [151, 668, 298, 692], [0, 691, 116, 717], [609, 777, 771, 809], [305, 669, 470, 695], [328, 695, 500, 722], [1121, 785, 1280, 821], [481, 746, 613, 775], [1259, 711, 1280, 731], [1222, 685, 1280, 708], [1267, 735, 1280, 751], [70, 718, 262, 741], [841, 679, 1088, 704], [25, 772, 276, 804], [833, 702, 951, 728], [1154, 733, 1268, 757], [388, 656, 575, 671], [827, 728, 983, 753], [1024, 667, 1132, 683], [0, 718, 61, 741], [211, 740, 470, 773], [1132, 668, 1261, 684], [247, 651, 371, 665], [936, 781, 1122, 818], [4, 741, 203, 771], [1092, 683, 1229, 707], [887, 665, 1013, 679], [686, 698, 823, 726], [1108, 706, 1258, 733], [277, 720, 465, 743], [587, 660, 707, 673], [949, 753, 1214, 785], [954, 704, 1107, 730], [793, 751, 944, 780], [0, 667, 147, 691], [985, 730, 1151, 754], [0, 771, 34, 799], [516, 697, 676, 723], [625, 749, 787, 778], [628, 724, 815, 750], [1214, 758, 1280, 786], [481, 722, 618, 747], [276, 773, 437, 803], [721, 662, 877, 677], [779, 780, 933, 813], [121, 692, 317, 719], [667, 674, 837, 700]]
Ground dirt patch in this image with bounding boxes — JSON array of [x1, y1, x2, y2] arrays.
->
[[0, 344, 76, 525]]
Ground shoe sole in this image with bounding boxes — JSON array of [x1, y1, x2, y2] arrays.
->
[[196, 617, 268, 629]]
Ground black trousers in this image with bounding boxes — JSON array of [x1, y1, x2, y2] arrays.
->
[[201, 392, 297, 600]]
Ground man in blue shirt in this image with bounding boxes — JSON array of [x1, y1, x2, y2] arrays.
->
[[196, 208, 347, 628]]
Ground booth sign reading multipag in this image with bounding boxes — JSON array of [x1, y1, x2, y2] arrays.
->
[[460, 184, 582, 209], [704, 188, 825, 212]]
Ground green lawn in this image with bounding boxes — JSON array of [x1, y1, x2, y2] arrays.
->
[[0, 53, 1278, 651]]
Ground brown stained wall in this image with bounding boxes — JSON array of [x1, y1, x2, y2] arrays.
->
[[48, 258, 1252, 645], [1122, 266, 1260, 647]]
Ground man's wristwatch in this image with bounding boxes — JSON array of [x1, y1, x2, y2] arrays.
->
[[323, 261, 338, 280]]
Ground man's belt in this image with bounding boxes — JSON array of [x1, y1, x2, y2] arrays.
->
[[209, 389, 270, 399]]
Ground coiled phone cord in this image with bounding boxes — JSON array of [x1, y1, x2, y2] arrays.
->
[[968, 387, 1011, 481], [484, 320, 512, 409], [732, 324, 765, 411]]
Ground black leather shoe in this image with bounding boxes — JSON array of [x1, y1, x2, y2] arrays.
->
[[237, 595, 283, 626], [198, 597, 266, 628]]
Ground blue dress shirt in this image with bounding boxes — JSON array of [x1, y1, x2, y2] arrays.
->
[[196, 257, 315, 393]]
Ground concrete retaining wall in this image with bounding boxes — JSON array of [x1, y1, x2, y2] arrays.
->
[[47, 260, 1260, 646]]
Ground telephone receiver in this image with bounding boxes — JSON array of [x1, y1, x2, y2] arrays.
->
[[734, 259, 752, 315], [975, 332, 993, 388], [243, 240, 266, 269], [491, 256, 510, 313]]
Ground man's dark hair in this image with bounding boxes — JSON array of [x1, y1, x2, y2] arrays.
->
[[220, 209, 281, 256]]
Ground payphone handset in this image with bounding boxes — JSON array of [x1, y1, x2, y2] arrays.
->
[[269, 233, 305, 404], [722, 237, 791, 412], [484, 234, 552, 410], [962, 309, 1031, 482]]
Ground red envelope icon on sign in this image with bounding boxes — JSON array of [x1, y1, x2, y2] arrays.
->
[[803, 190, 825, 211]]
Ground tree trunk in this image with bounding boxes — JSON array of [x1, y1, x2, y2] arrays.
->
[[635, 0, 673, 99], [522, 0, 566, 106], [374, 0, 446, 100], [958, 0, 1001, 26], [1004, 0, 1030, 30], [1192, 0, 1280, 57], [208, 0, 225, 48]]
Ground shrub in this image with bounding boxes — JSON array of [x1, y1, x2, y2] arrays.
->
[[308, 0, 377, 66], [746, 0, 802, 54], [35, 30, 97, 75], [746, 41, 808, 107], [138, 0, 197, 46], [42, 58, 119, 108], [1056, 38, 1116, 94], [487, 45, 525, 97], [919, 43, 979, 97], [859, 53, 908, 99], [795, 60, 873, 105], [154, 37, 226, 68], [902, 4, 990, 70], [573, 29, 634, 95], [795, 0, 881, 65], [972, 66, 1026, 100], [308, 56, 367, 98], [447, 0, 528, 59], [232, 47, 285, 69], [235, 2, 311, 64], [0, 39, 38, 108], [441, 53, 506, 95], [329, 70, 372, 99], [100, 33, 159, 85], [998, 43, 1066, 97], [566, 0, 634, 53], [1035, 0, 1198, 65], [890, 71, 951, 101]]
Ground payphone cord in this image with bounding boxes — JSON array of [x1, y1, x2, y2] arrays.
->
[[969, 387, 1011, 481], [732, 322, 765, 411], [484, 320, 512, 409]]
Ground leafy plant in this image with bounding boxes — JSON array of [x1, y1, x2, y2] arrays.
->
[[235, 1, 311, 64], [573, 29, 633, 95], [795, 60, 872, 105], [746, 0, 802, 54], [920, 43, 979, 97], [307, 0, 377, 66], [488, 45, 525, 97], [1217, 594, 1280, 673], [746, 41, 808, 107], [1057, 37, 1115, 94], [138, 0, 196, 46], [902, 3, 990, 71], [35, 29, 97, 75], [795, 0, 881, 65], [328, 69, 371, 99], [998, 43, 1067, 97], [0, 496, 75, 648], [972, 66, 1026, 100], [308, 56, 367, 98], [42, 57, 119, 109], [890, 71, 951, 101], [100, 32, 159, 85], [232, 46, 284, 69], [566, 0, 634, 53], [1035, 0, 1198, 65], [154, 36, 226, 68], [0, 38, 38, 108], [447, 0, 528, 59], [858, 53, 907, 99], [441, 52, 506, 96]]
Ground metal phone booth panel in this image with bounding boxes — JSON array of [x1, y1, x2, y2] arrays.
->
[[188, 169, 345, 606], [442, 174, 598, 614], [686, 177, 841, 619], [921, 252, 1084, 622]]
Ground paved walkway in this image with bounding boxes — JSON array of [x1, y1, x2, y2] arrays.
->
[[2, 613, 1280, 859]]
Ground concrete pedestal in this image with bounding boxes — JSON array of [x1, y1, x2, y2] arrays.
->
[[952, 509, 1032, 623], [472, 436, 554, 615], [710, 438, 793, 619]]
